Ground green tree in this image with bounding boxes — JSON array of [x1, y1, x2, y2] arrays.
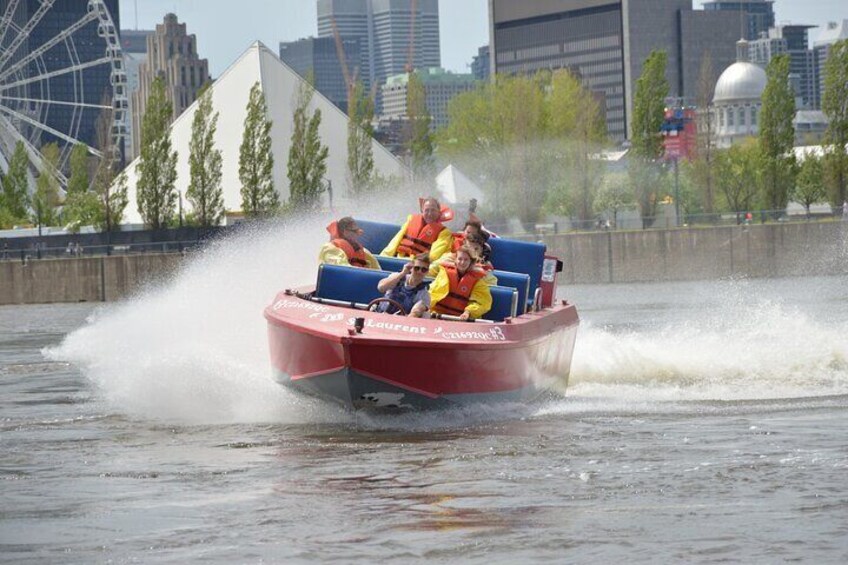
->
[[90, 94, 125, 232], [405, 71, 434, 181], [66, 143, 90, 195], [594, 171, 635, 228], [239, 82, 278, 217], [346, 80, 375, 195], [187, 85, 224, 226], [545, 69, 608, 223], [30, 143, 61, 228], [759, 54, 796, 215], [95, 171, 129, 231], [2, 141, 30, 222], [793, 152, 827, 216], [629, 50, 669, 227], [136, 76, 178, 229], [821, 39, 848, 208], [693, 51, 718, 214], [438, 73, 552, 223], [631, 50, 669, 160], [714, 139, 761, 221], [286, 79, 329, 213], [63, 143, 100, 231]]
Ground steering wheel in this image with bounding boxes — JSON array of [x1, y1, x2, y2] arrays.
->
[[367, 297, 408, 316]]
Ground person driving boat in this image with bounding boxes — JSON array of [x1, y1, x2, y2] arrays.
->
[[375, 253, 432, 317]]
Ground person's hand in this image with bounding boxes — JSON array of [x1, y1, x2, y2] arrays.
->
[[459, 311, 471, 321], [409, 304, 426, 318], [401, 262, 412, 275]]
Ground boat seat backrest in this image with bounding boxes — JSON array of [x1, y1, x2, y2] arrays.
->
[[315, 264, 386, 305], [377, 255, 530, 314], [315, 264, 518, 322], [353, 219, 401, 255], [488, 238, 546, 308], [484, 286, 518, 322]]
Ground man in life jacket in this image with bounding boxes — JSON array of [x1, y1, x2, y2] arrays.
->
[[429, 244, 492, 321], [375, 252, 432, 317], [318, 216, 380, 269], [381, 197, 453, 262]]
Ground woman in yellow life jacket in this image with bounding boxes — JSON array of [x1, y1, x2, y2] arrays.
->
[[429, 245, 492, 321], [318, 216, 380, 269], [381, 197, 453, 262], [429, 232, 497, 286]]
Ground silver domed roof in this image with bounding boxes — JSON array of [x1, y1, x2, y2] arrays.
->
[[713, 62, 767, 103]]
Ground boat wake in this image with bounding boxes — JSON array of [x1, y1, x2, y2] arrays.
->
[[557, 281, 848, 415], [47, 214, 848, 426]]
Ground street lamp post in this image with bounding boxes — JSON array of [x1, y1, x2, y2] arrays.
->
[[674, 157, 680, 227]]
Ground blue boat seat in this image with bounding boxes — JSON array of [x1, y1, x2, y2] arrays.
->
[[353, 219, 400, 255], [485, 286, 518, 322], [314, 264, 518, 322], [315, 264, 385, 305], [488, 238, 546, 309]]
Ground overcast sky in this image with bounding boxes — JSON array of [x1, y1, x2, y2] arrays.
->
[[117, 0, 848, 78]]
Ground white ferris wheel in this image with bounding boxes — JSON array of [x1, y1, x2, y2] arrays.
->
[[0, 0, 127, 191]]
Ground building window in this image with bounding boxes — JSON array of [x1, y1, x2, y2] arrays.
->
[[728, 107, 735, 127], [719, 108, 724, 127], [751, 107, 758, 126]]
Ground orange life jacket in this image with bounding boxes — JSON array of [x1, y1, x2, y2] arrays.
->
[[433, 263, 485, 316], [331, 238, 369, 268], [397, 215, 445, 257], [451, 232, 466, 253]]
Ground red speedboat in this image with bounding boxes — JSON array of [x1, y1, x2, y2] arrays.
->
[[264, 220, 579, 411]]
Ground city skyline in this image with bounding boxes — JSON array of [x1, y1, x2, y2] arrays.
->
[[117, 1, 847, 79]]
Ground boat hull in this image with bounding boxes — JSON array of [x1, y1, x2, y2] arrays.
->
[[265, 289, 578, 411]]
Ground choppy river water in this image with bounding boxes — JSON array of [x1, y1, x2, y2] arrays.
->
[[1, 224, 847, 563]]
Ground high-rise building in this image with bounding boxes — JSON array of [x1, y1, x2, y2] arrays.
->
[[471, 45, 490, 81], [381, 68, 476, 131], [813, 20, 848, 110], [5, 0, 121, 154], [489, 0, 741, 141], [121, 29, 154, 160], [279, 36, 361, 113], [702, 0, 775, 40], [131, 14, 209, 155], [749, 24, 816, 109], [316, 0, 441, 112]]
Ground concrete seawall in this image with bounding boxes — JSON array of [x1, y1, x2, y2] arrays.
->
[[1, 222, 846, 305], [546, 221, 848, 284], [1, 254, 184, 305]]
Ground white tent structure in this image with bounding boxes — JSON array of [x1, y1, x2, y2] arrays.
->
[[435, 164, 485, 207], [119, 41, 406, 224]]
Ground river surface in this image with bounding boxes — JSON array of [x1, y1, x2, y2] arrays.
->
[[2, 226, 847, 563]]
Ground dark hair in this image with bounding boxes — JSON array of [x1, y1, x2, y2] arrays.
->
[[337, 216, 358, 232], [422, 197, 440, 209], [464, 220, 489, 241], [465, 231, 486, 246], [413, 252, 431, 265], [481, 242, 492, 262]]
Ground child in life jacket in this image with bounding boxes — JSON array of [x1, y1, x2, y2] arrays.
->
[[429, 244, 492, 321]]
